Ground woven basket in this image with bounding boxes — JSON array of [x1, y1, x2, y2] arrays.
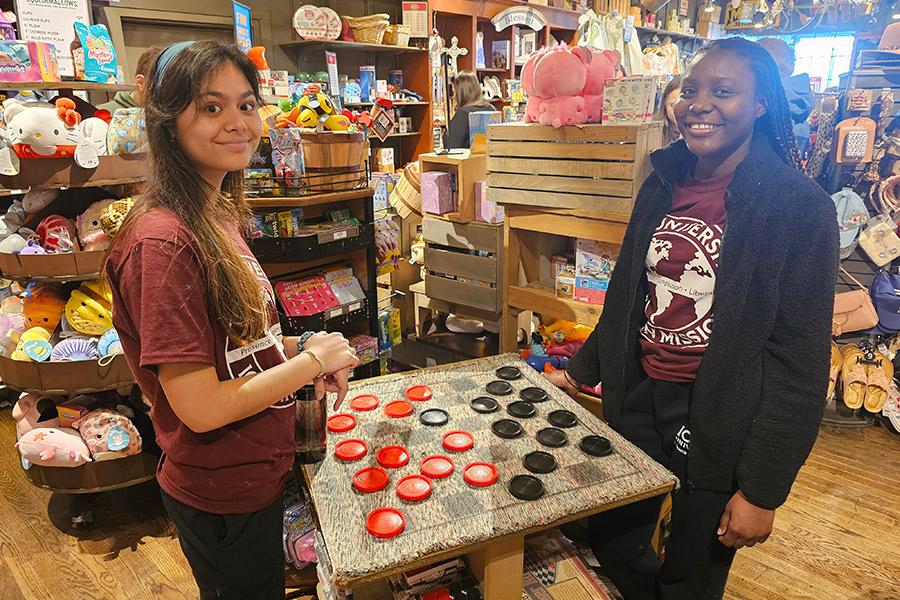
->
[[384, 24, 411, 47], [344, 14, 390, 45]]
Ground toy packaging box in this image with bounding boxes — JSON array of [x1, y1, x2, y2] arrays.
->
[[0, 40, 60, 82], [602, 76, 658, 125], [72, 23, 118, 83], [574, 238, 617, 305], [274, 276, 340, 317], [474, 180, 504, 224], [420, 171, 456, 215], [467, 110, 501, 151], [374, 147, 395, 173]]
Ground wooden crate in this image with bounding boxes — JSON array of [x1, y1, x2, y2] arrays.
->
[[423, 216, 503, 313], [486, 123, 662, 219], [419, 150, 487, 223]]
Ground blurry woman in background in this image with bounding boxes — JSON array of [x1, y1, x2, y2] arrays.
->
[[656, 75, 683, 145], [444, 71, 491, 149]]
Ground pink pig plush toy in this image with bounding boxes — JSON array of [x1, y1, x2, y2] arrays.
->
[[522, 44, 621, 128], [16, 427, 92, 467]]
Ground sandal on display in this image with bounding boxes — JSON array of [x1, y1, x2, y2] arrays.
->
[[828, 341, 842, 400], [840, 344, 868, 410], [864, 351, 894, 413]]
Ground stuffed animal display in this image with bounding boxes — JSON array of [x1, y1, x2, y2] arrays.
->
[[12, 393, 59, 439], [521, 44, 620, 128], [16, 427, 92, 467], [1, 200, 121, 256], [0, 280, 121, 363], [72, 408, 142, 461]]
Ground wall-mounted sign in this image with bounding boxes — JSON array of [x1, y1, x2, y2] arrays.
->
[[402, 2, 429, 38], [491, 6, 548, 32], [233, 2, 252, 53], [15, 0, 90, 77]]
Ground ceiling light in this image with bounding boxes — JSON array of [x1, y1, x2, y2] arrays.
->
[[893, 12, 900, 19]]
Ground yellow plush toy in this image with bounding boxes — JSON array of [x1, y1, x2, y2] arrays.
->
[[11, 327, 52, 362], [66, 279, 113, 336]]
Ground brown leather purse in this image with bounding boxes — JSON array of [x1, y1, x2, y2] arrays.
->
[[833, 268, 879, 336]]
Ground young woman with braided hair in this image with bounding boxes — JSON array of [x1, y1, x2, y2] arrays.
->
[[547, 38, 837, 599]]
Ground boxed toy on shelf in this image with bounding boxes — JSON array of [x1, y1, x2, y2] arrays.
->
[[274, 264, 367, 320], [574, 239, 618, 305]]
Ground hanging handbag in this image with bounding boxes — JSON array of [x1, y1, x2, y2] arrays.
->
[[870, 269, 900, 335], [833, 268, 879, 336]]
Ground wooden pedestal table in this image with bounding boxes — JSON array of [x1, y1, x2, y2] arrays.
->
[[302, 355, 676, 599]]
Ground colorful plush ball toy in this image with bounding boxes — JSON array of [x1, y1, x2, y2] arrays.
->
[[76, 199, 115, 251], [12, 393, 59, 439], [50, 337, 99, 362], [65, 279, 113, 336], [36, 214, 79, 252], [16, 427, 92, 467], [11, 326, 53, 362], [99, 197, 136, 238], [23, 284, 65, 332], [97, 328, 122, 357], [72, 408, 142, 460]]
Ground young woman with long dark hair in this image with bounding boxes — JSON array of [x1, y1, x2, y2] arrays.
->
[[548, 38, 837, 599], [106, 41, 358, 599]]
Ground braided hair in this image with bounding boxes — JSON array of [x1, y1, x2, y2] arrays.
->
[[695, 37, 801, 170]]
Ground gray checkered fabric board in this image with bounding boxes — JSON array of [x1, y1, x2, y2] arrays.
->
[[307, 355, 677, 583]]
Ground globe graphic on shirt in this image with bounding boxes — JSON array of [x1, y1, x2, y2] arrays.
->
[[641, 216, 721, 348]]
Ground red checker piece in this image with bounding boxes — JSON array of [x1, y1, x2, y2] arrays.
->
[[464, 462, 498, 487], [366, 507, 405, 539], [442, 430, 475, 452], [396, 474, 433, 502], [349, 394, 380, 411], [334, 439, 368, 462], [406, 384, 433, 402], [420, 455, 455, 479], [377, 445, 410, 469], [353, 466, 389, 493], [384, 400, 414, 418], [326, 413, 357, 433]]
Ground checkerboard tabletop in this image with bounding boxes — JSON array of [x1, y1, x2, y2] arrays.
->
[[305, 355, 676, 584]]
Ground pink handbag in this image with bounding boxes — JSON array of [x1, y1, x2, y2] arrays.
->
[[833, 268, 879, 336]]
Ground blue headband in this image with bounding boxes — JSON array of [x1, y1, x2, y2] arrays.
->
[[153, 41, 196, 85]]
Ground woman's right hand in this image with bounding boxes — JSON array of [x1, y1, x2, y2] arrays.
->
[[303, 332, 359, 374], [543, 369, 579, 398]]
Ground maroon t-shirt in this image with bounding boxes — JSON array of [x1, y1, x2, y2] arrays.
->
[[639, 172, 731, 382], [106, 208, 295, 514]]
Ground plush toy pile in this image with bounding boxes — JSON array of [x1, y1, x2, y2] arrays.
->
[[0, 97, 146, 175], [13, 390, 147, 468], [0, 279, 122, 363], [0, 197, 117, 255], [521, 44, 621, 128], [520, 319, 593, 373]]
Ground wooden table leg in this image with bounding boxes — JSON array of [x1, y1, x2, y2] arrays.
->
[[467, 534, 525, 600]]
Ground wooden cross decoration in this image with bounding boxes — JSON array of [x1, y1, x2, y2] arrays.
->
[[442, 36, 469, 76]]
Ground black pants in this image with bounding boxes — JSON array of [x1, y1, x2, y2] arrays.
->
[[161, 490, 285, 600], [589, 377, 736, 600]]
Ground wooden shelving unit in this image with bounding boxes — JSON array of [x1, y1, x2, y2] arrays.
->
[[250, 186, 381, 381], [280, 39, 427, 53], [499, 207, 628, 352], [0, 81, 135, 92]]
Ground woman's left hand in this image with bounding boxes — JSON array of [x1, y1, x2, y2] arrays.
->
[[717, 490, 775, 549], [314, 366, 353, 410]]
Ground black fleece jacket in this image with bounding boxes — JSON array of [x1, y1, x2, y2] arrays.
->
[[567, 133, 838, 509]]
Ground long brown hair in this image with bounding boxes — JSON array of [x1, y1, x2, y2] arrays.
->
[[112, 40, 268, 345], [656, 75, 682, 145], [452, 71, 489, 109]]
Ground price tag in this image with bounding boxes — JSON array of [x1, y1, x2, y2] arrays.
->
[[333, 230, 348, 240], [349, 302, 362, 312], [329, 308, 343, 319]]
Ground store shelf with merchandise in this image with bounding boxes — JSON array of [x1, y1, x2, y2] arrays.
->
[[248, 186, 383, 381], [0, 81, 135, 92], [280, 39, 427, 53], [0, 147, 151, 508]]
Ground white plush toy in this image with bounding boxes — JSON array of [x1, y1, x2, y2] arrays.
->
[[1, 97, 109, 172]]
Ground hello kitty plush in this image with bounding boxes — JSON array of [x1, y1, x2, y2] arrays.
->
[[581, 49, 620, 123], [2, 98, 108, 170]]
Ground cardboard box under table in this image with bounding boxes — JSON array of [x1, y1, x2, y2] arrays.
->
[[302, 355, 676, 599], [486, 123, 662, 218]]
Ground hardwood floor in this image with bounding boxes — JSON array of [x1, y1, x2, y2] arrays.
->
[[0, 407, 896, 599]]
